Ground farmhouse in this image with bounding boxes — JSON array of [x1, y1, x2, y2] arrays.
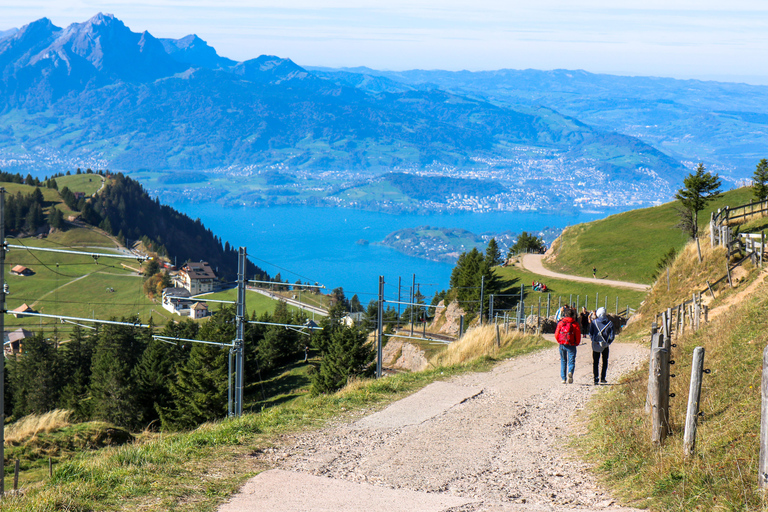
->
[[10, 265, 34, 276], [190, 302, 209, 319], [162, 287, 209, 318], [11, 303, 34, 318], [174, 261, 218, 295], [4, 328, 34, 355]]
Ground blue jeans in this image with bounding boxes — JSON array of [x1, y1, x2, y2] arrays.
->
[[559, 344, 577, 381]]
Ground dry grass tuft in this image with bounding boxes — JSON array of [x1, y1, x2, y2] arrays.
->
[[430, 325, 539, 367], [5, 409, 73, 444]]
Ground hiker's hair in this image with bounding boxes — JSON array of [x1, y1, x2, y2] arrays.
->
[[566, 307, 577, 319]]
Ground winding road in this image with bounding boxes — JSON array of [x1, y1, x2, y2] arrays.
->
[[520, 254, 651, 292]]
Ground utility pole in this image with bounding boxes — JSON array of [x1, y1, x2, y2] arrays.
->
[[410, 273, 415, 336], [377, 276, 384, 378], [397, 276, 401, 330], [479, 275, 485, 325], [0, 187, 5, 495], [234, 247, 246, 416]]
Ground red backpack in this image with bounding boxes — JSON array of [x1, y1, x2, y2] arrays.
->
[[557, 320, 579, 346]]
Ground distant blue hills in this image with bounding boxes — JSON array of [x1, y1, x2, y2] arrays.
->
[[0, 13, 765, 200]]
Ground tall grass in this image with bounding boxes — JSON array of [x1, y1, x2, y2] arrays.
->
[[431, 324, 550, 366], [5, 410, 73, 444]]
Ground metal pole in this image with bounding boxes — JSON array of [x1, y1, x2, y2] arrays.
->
[[397, 276, 401, 330], [228, 348, 233, 417], [0, 187, 5, 496], [489, 294, 494, 322], [547, 293, 551, 318], [410, 274, 415, 336], [377, 276, 384, 378], [235, 247, 246, 416], [479, 275, 485, 325], [616, 296, 619, 315]]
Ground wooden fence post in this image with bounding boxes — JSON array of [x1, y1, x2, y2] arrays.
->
[[760, 346, 768, 489], [496, 324, 501, 348], [13, 459, 19, 491], [667, 307, 673, 341], [651, 346, 671, 445], [646, 329, 662, 414], [684, 347, 705, 457], [706, 280, 715, 299]]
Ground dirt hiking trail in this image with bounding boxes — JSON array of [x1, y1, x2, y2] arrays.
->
[[219, 343, 646, 512], [520, 254, 651, 292]]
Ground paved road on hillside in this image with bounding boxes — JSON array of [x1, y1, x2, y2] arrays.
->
[[521, 254, 651, 292], [219, 343, 646, 512]]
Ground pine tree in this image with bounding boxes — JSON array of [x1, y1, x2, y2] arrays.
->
[[485, 238, 502, 267], [753, 159, 768, 202], [675, 163, 722, 261], [132, 337, 187, 427], [311, 326, 374, 394], [57, 326, 95, 420], [161, 343, 229, 429], [89, 324, 147, 428], [9, 333, 60, 416]]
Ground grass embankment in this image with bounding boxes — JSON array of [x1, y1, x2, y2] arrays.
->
[[493, 262, 647, 313], [547, 187, 755, 285], [4, 411, 133, 487], [576, 234, 768, 510], [2, 328, 550, 511]]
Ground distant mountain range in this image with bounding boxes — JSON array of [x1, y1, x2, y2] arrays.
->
[[0, 13, 765, 210]]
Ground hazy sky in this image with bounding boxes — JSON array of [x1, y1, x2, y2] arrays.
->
[[2, 1, 768, 84]]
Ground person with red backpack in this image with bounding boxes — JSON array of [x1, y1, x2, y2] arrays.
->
[[555, 307, 582, 384]]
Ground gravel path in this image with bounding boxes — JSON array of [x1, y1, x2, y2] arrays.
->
[[520, 254, 651, 292], [221, 342, 646, 511]]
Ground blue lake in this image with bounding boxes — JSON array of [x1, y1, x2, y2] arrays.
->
[[168, 203, 621, 303]]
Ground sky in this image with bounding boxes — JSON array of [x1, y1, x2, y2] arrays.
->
[[2, 1, 768, 84]]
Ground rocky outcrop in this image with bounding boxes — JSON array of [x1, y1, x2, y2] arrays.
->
[[382, 340, 429, 372]]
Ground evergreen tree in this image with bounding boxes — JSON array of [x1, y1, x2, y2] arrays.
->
[[349, 294, 364, 313], [89, 324, 147, 428], [485, 238, 502, 267], [508, 231, 545, 256], [311, 326, 374, 394], [57, 326, 95, 420], [133, 336, 187, 427], [162, 343, 229, 429], [754, 158, 768, 202], [161, 310, 231, 429], [9, 333, 60, 416], [675, 163, 722, 261]]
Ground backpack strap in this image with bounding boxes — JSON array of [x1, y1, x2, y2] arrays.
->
[[597, 320, 611, 343]]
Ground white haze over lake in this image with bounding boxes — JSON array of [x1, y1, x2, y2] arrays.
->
[[1, 1, 768, 84]]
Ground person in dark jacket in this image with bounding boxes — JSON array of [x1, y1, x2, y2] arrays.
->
[[555, 308, 582, 384], [589, 307, 614, 384], [579, 307, 590, 333]]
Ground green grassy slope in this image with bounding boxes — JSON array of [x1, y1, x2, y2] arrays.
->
[[493, 264, 647, 312], [547, 187, 755, 284]]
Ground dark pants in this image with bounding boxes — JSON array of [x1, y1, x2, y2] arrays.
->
[[593, 347, 609, 382]]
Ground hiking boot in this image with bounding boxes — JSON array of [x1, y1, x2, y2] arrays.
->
[[567, 372, 573, 384], [594, 380, 599, 386], [562, 379, 567, 384], [600, 379, 607, 384]]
